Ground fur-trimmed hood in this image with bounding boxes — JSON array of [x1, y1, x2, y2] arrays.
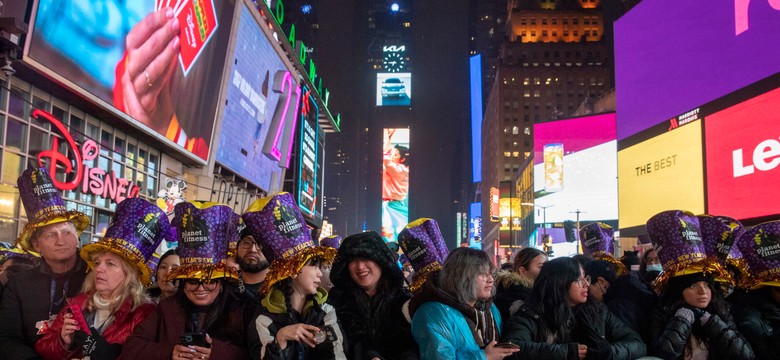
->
[[329, 231, 405, 291], [496, 270, 534, 290]]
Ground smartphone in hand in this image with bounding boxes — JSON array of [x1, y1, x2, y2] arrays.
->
[[180, 332, 210, 348]]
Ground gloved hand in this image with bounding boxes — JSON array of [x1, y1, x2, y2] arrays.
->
[[74, 327, 122, 359], [682, 305, 710, 325], [674, 306, 695, 324], [574, 323, 611, 360]]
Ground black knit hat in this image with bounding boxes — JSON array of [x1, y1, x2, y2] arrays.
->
[[329, 231, 404, 290]]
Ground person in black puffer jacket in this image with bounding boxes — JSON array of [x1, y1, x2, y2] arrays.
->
[[328, 231, 418, 360], [730, 287, 780, 360], [502, 257, 646, 360], [649, 272, 754, 360], [494, 248, 546, 321], [584, 260, 658, 343]]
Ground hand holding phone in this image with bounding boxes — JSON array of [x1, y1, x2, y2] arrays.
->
[[314, 325, 337, 345], [180, 332, 210, 348], [494, 342, 520, 349]]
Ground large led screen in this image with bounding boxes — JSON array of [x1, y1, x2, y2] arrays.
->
[[215, 3, 301, 192], [614, 0, 780, 140], [298, 88, 323, 224], [618, 121, 705, 229], [533, 114, 618, 224], [381, 128, 410, 242], [376, 73, 412, 106], [27, 0, 236, 162], [705, 86, 780, 220]]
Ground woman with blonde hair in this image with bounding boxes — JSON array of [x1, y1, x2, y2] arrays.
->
[[35, 198, 169, 359]]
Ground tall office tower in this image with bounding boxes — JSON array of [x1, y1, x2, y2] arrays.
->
[[480, 0, 613, 253]]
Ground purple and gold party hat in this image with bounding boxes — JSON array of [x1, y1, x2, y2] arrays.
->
[[736, 220, 780, 289], [398, 218, 449, 292], [647, 210, 729, 290], [242, 192, 336, 295], [320, 235, 341, 249], [15, 168, 89, 252], [167, 201, 238, 282], [580, 222, 626, 275]]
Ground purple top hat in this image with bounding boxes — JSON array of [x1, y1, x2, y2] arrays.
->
[[320, 235, 341, 249], [81, 198, 171, 286], [736, 220, 780, 289], [647, 210, 729, 290], [699, 215, 744, 263], [167, 201, 238, 282], [227, 212, 242, 257], [16, 168, 89, 252], [242, 192, 336, 295], [398, 218, 448, 292], [579, 222, 626, 275]]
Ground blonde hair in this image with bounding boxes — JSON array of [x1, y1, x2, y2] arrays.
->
[[81, 251, 150, 312]]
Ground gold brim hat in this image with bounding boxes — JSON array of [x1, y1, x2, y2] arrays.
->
[[398, 218, 449, 292], [81, 198, 171, 286], [241, 193, 335, 295], [15, 168, 89, 252], [167, 201, 239, 282]]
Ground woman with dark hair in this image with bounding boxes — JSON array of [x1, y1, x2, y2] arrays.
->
[[648, 273, 753, 360], [328, 231, 418, 359], [147, 248, 180, 302], [494, 248, 547, 320], [502, 257, 645, 360], [411, 247, 519, 360], [122, 201, 248, 360], [639, 249, 662, 285], [243, 193, 346, 359]]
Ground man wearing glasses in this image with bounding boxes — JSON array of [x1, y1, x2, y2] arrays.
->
[[235, 227, 270, 304]]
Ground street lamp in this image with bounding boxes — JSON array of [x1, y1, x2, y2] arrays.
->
[[521, 202, 554, 240]]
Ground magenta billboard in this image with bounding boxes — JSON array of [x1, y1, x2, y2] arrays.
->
[[615, 0, 780, 140]]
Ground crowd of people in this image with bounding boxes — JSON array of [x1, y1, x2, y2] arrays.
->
[[0, 168, 778, 360]]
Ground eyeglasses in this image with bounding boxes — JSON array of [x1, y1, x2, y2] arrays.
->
[[479, 271, 498, 280], [183, 279, 219, 291], [238, 239, 261, 250], [575, 275, 591, 287]]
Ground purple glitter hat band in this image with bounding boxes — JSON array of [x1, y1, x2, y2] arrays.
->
[[580, 222, 614, 258], [736, 220, 780, 288], [699, 215, 744, 263], [320, 235, 341, 249], [242, 192, 314, 264]]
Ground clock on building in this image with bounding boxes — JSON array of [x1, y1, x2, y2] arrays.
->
[[383, 51, 406, 73]]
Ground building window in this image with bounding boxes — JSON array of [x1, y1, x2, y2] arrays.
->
[[512, 126, 519, 135], [524, 127, 531, 135]]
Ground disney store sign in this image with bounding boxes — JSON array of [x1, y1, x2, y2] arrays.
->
[[34, 109, 141, 204]]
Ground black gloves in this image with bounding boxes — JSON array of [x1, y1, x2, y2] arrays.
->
[[73, 327, 122, 359]]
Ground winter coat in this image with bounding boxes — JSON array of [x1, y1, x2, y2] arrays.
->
[[603, 271, 658, 342], [0, 255, 88, 360], [34, 292, 155, 359], [121, 294, 249, 360], [493, 271, 533, 321], [648, 303, 754, 360], [730, 289, 780, 360], [501, 300, 646, 360], [249, 287, 347, 360], [412, 301, 502, 360], [328, 231, 418, 360]]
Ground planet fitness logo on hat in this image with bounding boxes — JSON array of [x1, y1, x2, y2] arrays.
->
[[180, 213, 210, 249], [273, 201, 304, 238], [135, 213, 163, 247], [680, 218, 702, 244], [754, 229, 780, 260]]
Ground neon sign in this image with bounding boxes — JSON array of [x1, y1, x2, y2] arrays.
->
[[262, 70, 302, 167], [34, 109, 141, 204]]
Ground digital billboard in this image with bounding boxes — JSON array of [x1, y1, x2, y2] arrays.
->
[[376, 73, 412, 106], [470, 54, 483, 182], [614, 0, 780, 140], [532, 114, 618, 224], [469, 202, 482, 249], [618, 121, 705, 230], [705, 86, 780, 220], [26, 0, 237, 162], [215, 3, 301, 192], [298, 88, 323, 224], [381, 128, 410, 243]]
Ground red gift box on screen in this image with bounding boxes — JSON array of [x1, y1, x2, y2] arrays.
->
[[177, 0, 218, 74]]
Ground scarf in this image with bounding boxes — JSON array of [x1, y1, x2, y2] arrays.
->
[[91, 293, 116, 334]]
